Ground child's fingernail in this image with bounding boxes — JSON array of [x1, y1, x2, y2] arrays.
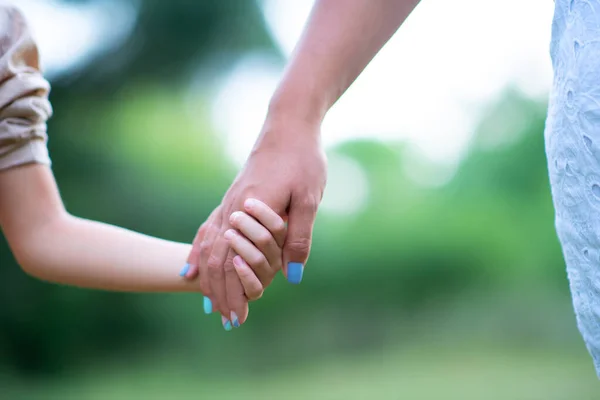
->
[[287, 262, 304, 284], [244, 198, 256, 209], [229, 211, 242, 224], [203, 297, 212, 314], [179, 263, 190, 277], [224, 229, 235, 241], [221, 315, 232, 331], [230, 311, 240, 328], [233, 255, 243, 268]]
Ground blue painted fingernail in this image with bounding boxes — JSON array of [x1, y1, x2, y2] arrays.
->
[[203, 297, 212, 314], [179, 263, 190, 277], [222, 316, 232, 331], [287, 262, 304, 284], [231, 311, 240, 328]]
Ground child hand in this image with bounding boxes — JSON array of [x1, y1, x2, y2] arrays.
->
[[225, 198, 286, 302]]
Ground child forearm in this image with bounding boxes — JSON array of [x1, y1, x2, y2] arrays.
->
[[0, 165, 196, 292], [21, 214, 194, 292]]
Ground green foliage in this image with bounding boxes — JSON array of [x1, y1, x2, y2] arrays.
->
[[0, 2, 580, 392]]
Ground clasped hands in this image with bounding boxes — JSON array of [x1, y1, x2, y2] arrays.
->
[[181, 118, 327, 330]]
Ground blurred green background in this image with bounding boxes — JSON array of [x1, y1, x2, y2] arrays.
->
[[0, 0, 598, 398]]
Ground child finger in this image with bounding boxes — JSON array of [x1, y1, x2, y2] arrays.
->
[[233, 255, 264, 301], [229, 211, 281, 268], [224, 229, 274, 285], [242, 198, 287, 247]]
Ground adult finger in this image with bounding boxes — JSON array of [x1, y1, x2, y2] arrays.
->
[[224, 248, 249, 328], [282, 194, 318, 284], [207, 224, 231, 324], [199, 208, 222, 313]]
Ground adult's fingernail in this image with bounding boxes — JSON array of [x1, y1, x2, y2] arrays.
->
[[230, 311, 240, 328], [222, 315, 232, 331], [203, 297, 212, 314], [287, 262, 304, 284], [179, 263, 190, 277]]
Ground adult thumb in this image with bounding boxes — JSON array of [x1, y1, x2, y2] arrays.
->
[[283, 195, 318, 284]]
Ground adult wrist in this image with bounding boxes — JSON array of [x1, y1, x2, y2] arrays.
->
[[266, 80, 330, 130]]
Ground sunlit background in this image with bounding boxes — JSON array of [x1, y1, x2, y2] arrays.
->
[[1, 0, 598, 398]]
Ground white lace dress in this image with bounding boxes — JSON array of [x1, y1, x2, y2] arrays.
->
[[546, 0, 600, 376]]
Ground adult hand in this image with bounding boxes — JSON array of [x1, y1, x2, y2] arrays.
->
[[186, 115, 327, 327]]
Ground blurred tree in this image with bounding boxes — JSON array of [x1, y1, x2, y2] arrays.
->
[[53, 0, 277, 89], [0, 0, 276, 375], [0, 0, 569, 380]]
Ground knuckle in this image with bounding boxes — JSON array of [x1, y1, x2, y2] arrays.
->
[[255, 232, 273, 248], [272, 219, 286, 236], [249, 253, 267, 268], [297, 195, 319, 213], [199, 241, 212, 257], [207, 255, 222, 270], [223, 259, 236, 273], [204, 221, 217, 233], [286, 238, 311, 256]]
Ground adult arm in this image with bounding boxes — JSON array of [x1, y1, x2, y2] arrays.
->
[[189, 0, 422, 325]]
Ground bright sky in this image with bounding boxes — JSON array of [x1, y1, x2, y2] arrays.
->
[[16, 0, 135, 78], [17, 0, 556, 212], [214, 0, 555, 169], [18, 0, 555, 165]]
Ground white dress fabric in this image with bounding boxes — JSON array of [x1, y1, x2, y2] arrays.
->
[[546, 0, 600, 376]]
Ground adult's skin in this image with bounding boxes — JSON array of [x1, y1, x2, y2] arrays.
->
[[186, 0, 422, 326]]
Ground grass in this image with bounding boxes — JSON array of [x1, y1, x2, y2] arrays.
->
[[3, 342, 597, 400]]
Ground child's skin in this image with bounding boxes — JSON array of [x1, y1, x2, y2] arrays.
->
[[0, 163, 276, 329], [186, 198, 285, 327], [0, 4, 274, 331]]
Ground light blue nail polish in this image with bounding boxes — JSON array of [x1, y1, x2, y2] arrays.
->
[[231, 311, 240, 328], [287, 262, 304, 284], [203, 297, 212, 314], [179, 263, 190, 277], [223, 320, 232, 331]]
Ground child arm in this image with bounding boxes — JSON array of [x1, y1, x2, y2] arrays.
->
[[0, 164, 196, 292]]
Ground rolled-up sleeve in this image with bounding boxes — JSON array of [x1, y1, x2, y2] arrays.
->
[[0, 4, 52, 171]]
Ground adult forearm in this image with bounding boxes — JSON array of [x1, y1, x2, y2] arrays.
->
[[268, 0, 420, 127]]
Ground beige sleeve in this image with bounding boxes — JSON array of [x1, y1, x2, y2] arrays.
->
[[0, 4, 52, 171]]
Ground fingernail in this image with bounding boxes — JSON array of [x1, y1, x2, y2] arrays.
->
[[287, 262, 304, 284], [222, 315, 232, 331], [229, 211, 241, 225], [230, 311, 240, 328], [203, 297, 212, 314], [224, 229, 235, 241], [244, 198, 256, 209], [179, 263, 190, 277], [233, 255, 243, 268]]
